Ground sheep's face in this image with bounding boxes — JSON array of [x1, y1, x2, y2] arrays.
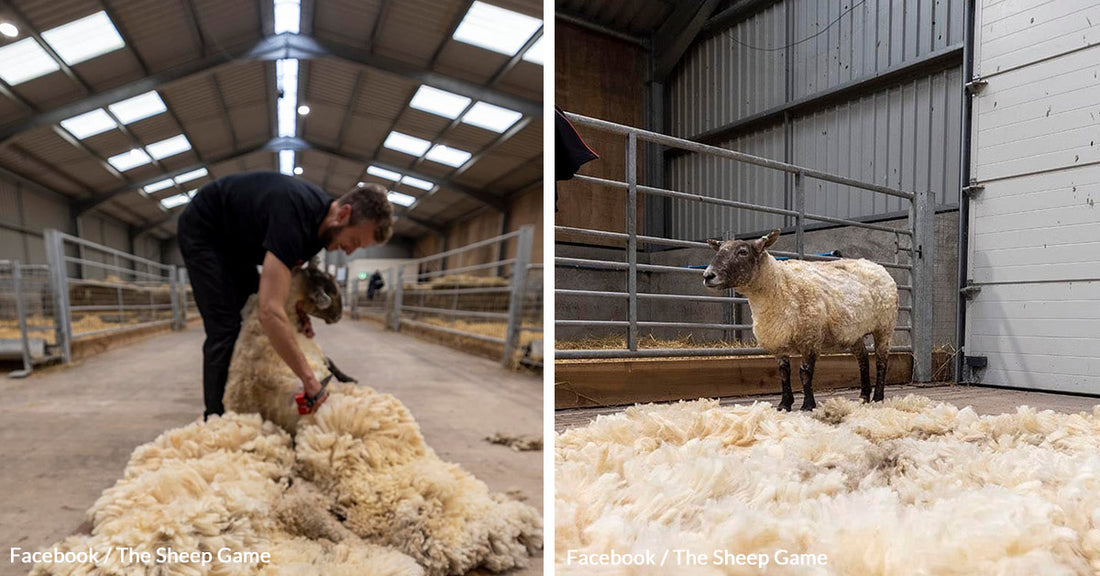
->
[[703, 230, 780, 290], [292, 265, 343, 325]]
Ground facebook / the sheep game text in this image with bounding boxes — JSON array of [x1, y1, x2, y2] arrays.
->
[[565, 548, 829, 568]]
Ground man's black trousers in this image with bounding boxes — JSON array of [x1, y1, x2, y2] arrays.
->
[[177, 205, 259, 418]]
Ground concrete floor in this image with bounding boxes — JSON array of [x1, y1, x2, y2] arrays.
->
[[0, 320, 543, 576], [555, 383, 1100, 432]]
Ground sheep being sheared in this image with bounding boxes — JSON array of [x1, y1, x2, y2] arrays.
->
[[223, 261, 349, 433], [219, 264, 543, 574], [703, 230, 897, 411]]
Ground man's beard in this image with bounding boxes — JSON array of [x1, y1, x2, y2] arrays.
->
[[319, 223, 346, 248]]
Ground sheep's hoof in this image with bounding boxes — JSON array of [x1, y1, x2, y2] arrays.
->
[[872, 393, 885, 402], [859, 395, 871, 403], [777, 401, 793, 412], [799, 402, 816, 412]]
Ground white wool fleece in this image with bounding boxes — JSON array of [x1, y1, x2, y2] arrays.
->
[[738, 255, 897, 355], [30, 286, 542, 576], [556, 396, 1100, 576]]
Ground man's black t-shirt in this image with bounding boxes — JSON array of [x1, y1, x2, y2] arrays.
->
[[188, 171, 333, 269]]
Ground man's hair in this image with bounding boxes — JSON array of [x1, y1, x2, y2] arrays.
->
[[338, 183, 394, 243]]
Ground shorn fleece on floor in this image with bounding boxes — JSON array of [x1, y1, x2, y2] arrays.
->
[[29, 381, 541, 576], [556, 395, 1100, 575]]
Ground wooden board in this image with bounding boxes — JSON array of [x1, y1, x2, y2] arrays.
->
[[556, 352, 949, 409], [554, 21, 646, 243]]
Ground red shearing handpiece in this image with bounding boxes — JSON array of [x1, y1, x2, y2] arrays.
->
[[295, 373, 332, 415]]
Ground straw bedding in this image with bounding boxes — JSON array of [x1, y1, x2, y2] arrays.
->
[[556, 395, 1100, 575]]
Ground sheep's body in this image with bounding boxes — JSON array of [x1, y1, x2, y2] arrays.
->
[[223, 272, 329, 433], [31, 269, 542, 576], [556, 396, 1100, 576], [704, 232, 899, 409], [741, 256, 897, 355]]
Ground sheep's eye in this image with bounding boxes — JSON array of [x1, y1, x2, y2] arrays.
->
[[737, 249, 749, 256]]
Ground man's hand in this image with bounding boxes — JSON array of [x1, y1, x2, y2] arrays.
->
[[258, 252, 321, 408], [302, 372, 322, 398]]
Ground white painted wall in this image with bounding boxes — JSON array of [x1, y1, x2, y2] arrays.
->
[[965, 0, 1100, 393]]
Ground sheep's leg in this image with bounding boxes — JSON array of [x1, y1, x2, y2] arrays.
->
[[853, 343, 871, 402], [777, 356, 794, 412], [872, 332, 889, 402], [799, 351, 818, 411], [326, 356, 358, 383]]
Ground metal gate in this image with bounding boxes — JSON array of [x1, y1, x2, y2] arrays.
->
[[556, 113, 936, 381], [961, 1, 1100, 392]]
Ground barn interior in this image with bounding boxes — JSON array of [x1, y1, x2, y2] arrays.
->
[[0, 1, 544, 574]]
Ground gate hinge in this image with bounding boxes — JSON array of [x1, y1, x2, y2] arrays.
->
[[962, 179, 984, 198], [960, 283, 982, 299], [965, 76, 988, 94]]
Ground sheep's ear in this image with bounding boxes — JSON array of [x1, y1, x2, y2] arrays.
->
[[707, 239, 722, 251], [313, 288, 332, 309], [761, 229, 780, 249]]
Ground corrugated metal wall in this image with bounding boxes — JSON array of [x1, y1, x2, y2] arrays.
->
[[0, 170, 73, 264], [667, 0, 963, 241], [1, 169, 169, 267]]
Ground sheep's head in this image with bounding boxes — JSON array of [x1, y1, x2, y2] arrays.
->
[[291, 262, 343, 325], [702, 229, 779, 290]]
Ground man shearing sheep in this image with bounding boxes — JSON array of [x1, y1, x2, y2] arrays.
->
[[178, 171, 394, 419]]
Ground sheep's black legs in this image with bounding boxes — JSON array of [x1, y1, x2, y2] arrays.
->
[[326, 356, 357, 383], [853, 344, 871, 402], [777, 356, 794, 411], [799, 352, 818, 411], [874, 351, 888, 402]]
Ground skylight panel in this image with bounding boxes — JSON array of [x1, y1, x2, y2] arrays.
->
[[142, 178, 175, 194], [461, 102, 522, 133], [107, 148, 151, 171], [424, 144, 472, 167], [59, 109, 117, 139], [452, 2, 541, 56], [409, 86, 471, 119], [273, 0, 301, 34], [367, 166, 401, 181], [383, 132, 430, 157], [387, 191, 416, 207], [401, 176, 434, 191], [276, 59, 299, 138], [521, 36, 544, 65], [160, 193, 191, 210], [174, 167, 208, 184], [0, 38, 60, 85], [41, 11, 125, 65], [279, 150, 295, 175], [145, 135, 191, 160], [108, 91, 167, 124]]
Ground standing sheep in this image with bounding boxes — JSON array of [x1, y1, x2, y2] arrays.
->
[[702, 230, 898, 411]]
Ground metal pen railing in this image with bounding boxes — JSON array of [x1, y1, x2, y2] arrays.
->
[[44, 229, 181, 363], [350, 226, 539, 367], [555, 112, 935, 382], [1, 261, 62, 377]]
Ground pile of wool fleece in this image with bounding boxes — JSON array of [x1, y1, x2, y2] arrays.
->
[[556, 394, 1100, 575], [31, 383, 541, 576]]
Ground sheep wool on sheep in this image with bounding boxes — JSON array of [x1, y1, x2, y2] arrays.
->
[[556, 396, 1100, 576]]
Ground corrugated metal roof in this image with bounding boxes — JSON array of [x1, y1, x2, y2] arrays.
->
[[0, 0, 543, 239], [109, 0, 203, 72], [557, 0, 673, 36], [313, 0, 382, 48]]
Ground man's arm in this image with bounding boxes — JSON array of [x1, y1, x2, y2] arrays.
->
[[257, 251, 322, 398]]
